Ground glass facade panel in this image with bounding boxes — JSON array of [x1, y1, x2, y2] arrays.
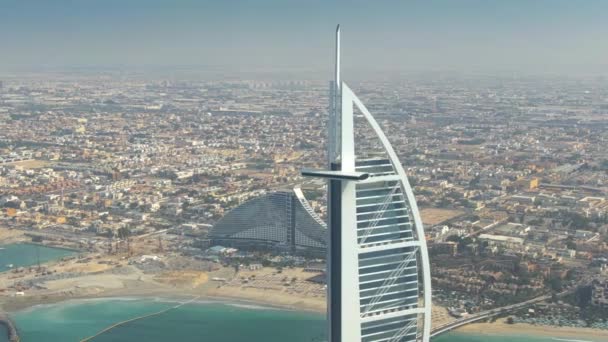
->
[[209, 189, 326, 255]]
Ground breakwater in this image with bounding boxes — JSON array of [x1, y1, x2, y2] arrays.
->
[[0, 313, 18, 342], [9, 298, 326, 341], [80, 296, 201, 342]]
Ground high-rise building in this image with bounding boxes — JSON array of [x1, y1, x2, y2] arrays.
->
[[302, 26, 432, 342], [208, 187, 326, 256]]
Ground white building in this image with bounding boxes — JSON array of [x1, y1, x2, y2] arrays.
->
[[302, 26, 431, 342]]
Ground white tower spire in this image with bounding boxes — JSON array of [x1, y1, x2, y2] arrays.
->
[[329, 24, 342, 165], [335, 24, 341, 91], [303, 26, 432, 342]]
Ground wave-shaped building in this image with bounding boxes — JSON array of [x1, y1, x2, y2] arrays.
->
[[208, 188, 326, 256], [302, 26, 432, 342]]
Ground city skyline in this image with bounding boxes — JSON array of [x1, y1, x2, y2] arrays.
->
[[1, 2, 608, 341], [1, 0, 608, 75]]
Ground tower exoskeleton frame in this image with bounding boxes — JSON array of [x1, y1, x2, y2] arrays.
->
[[302, 26, 432, 342]]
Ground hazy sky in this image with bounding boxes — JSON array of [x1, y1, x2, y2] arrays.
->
[[1, 0, 607, 75]]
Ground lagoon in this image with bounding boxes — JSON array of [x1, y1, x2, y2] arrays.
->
[[0, 243, 77, 272]]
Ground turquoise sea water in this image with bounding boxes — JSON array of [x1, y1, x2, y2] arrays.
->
[[0, 243, 77, 272], [5, 298, 605, 342], [11, 299, 326, 342], [0, 325, 7, 342], [93, 301, 326, 342]]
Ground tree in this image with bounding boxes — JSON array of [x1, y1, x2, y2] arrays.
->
[[519, 213, 526, 223], [574, 285, 593, 309], [2, 201, 19, 209], [469, 176, 481, 187], [446, 235, 460, 243], [181, 202, 190, 211], [547, 276, 563, 292], [117, 227, 131, 240], [566, 240, 577, 250], [117, 227, 132, 254], [563, 212, 590, 230], [437, 198, 451, 208]]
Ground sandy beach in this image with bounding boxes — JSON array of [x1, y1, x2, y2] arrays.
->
[[0, 229, 25, 245], [457, 318, 608, 341], [1, 236, 606, 342], [0, 259, 327, 314], [0, 232, 329, 318], [2, 265, 608, 342]]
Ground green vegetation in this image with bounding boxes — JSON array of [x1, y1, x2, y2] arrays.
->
[[546, 276, 563, 292], [445, 235, 474, 253], [303, 189, 324, 201], [457, 138, 485, 145], [562, 211, 590, 230], [565, 238, 577, 250]]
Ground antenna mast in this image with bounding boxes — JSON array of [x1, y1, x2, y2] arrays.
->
[[335, 25, 341, 91], [328, 25, 341, 164]]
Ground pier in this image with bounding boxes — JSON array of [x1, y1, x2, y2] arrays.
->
[[0, 312, 19, 342]]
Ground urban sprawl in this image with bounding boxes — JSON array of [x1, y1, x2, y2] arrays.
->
[[1, 73, 608, 334]]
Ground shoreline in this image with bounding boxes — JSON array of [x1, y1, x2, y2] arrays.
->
[[6, 295, 323, 315], [3, 292, 608, 341], [19, 242, 82, 253], [2, 237, 604, 341], [1, 293, 326, 342], [0, 241, 83, 253], [455, 318, 608, 342], [0, 292, 323, 342], [1, 289, 326, 316], [0, 242, 81, 275], [0, 312, 18, 342]]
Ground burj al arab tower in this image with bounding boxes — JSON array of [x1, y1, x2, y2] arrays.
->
[[302, 26, 432, 342]]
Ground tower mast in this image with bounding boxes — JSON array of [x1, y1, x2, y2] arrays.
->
[[304, 26, 432, 342], [328, 25, 341, 165], [335, 25, 341, 92]]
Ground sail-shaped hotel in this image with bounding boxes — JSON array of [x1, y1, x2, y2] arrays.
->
[[302, 26, 432, 342]]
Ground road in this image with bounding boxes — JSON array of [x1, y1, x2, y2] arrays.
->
[[430, 286, 581, 338]]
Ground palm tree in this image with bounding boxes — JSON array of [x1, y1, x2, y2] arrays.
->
[[117, 227, 132, 255], [106, 228, 115, 254]]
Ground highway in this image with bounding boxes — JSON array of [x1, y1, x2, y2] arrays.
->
[[430, 293, 552, 338], [429, 278, 596, 339], [427, 280, 597, 340], [429, 267, 602, 339]]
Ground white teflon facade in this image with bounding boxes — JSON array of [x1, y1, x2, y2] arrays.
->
[[314, 26, 432, 342]]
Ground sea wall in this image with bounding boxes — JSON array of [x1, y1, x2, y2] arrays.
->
[[0, 312, 19, 342]]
